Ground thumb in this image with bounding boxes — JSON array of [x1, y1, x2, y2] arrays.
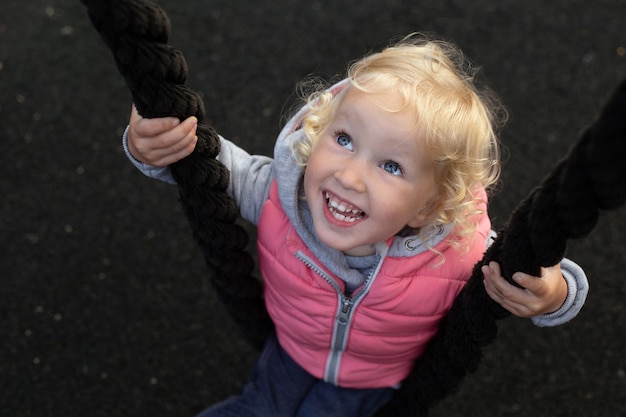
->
[[511, 272, 533, 290]]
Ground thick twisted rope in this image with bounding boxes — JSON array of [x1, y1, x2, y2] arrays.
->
[[376, 79, 626, 416], [81, 0, 626, 415], [81, 0, 273, 350]]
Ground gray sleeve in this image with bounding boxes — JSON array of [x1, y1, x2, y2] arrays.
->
[[531, 257, 589, 327], [214, 136, 274, 225], [122, 126, 274, 225]]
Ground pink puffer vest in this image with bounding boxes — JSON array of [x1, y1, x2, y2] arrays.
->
[[257, 181, 490, 388]]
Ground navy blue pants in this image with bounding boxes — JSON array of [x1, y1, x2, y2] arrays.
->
[[195, 334, 394, 417]]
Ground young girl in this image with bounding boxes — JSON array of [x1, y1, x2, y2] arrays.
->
[[123, 35, 588, 417]]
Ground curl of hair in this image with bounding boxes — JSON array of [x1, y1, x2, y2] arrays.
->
[[295, 34, 506, 250], [292, 86, 342, 166]]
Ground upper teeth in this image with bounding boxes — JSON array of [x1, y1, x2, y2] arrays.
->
[[325, 192, 364, 221]]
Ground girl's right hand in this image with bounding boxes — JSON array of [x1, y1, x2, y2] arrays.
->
[[127, 104, 198, 167], [482, 261, 568, 317]]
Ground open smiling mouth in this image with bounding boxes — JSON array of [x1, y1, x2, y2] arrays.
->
[[325, 192, 366, 223]]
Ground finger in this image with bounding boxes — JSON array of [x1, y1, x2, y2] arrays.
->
[[132, 105, 188, 138], [138, 116, 182, 138], [163, 118, 197, 152], [163, 128, 197, 158], [511, 271, 535, 290], [512, 268, 555, 296], [483, 282, 527, 315], [487, 282, 535, 315], [148, 129, 198, 167], [500, 282, 549, 317], [483, 264, 533, 309], [482, 265, 507, 301], [482, 262, 510, 294], [488, 261, 502, 277], [481, 264, 499, 294], [139, 116, 197, 152]]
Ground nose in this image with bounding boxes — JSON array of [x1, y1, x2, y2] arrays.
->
[[334, 159, 366, 193]]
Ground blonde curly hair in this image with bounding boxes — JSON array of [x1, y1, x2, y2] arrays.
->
[[293, 34, 505, 248]]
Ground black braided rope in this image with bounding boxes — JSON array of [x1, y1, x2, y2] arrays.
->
[[81, 0, 626, 415], [376, 79, 626, 416], [81, 0, 273, 350]]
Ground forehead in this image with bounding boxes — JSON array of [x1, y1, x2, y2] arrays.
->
[[339, 84, 408, 112], [335, 87, 419, 141]]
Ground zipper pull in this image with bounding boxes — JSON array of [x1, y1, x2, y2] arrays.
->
[[337, 298, 353, 325]]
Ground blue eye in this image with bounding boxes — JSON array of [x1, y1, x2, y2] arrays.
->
[[381, 160, 402, 176], [336, 133, 353, 151]]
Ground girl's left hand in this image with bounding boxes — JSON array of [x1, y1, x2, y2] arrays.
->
[[482, 261, 568, 317]]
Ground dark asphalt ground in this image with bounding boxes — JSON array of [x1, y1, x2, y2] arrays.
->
[[2, 1, 626, 416]]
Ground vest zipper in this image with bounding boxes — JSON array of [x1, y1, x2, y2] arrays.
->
[[295, 250, 380, 385]]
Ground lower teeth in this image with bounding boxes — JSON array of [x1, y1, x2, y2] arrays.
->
[[330, 207, 361, 222]]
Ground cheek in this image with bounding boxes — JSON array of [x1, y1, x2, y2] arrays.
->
[[376, 182, 435, 224], [302, 162, 321, 205], [302, 168, 313, 200], [303, 147, 328, 188], [372, 189, 415, 222]]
